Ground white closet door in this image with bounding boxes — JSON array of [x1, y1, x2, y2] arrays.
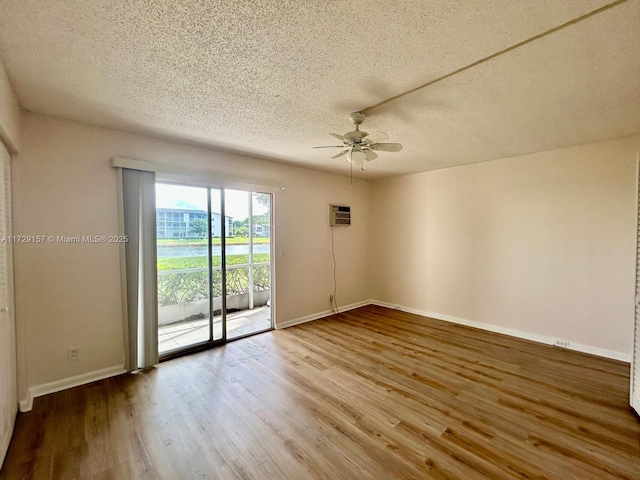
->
[[632, 157, 640, 413], [0, 142, 16, 468], [634, 289, 640, 412]]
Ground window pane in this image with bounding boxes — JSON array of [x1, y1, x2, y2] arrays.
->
[[156, 183, 211, 354]]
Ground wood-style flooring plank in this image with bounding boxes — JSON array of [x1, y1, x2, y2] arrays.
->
[[2, 305, 639, 479]]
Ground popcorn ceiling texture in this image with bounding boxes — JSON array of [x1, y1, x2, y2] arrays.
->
[[0, 0, 638, 177]]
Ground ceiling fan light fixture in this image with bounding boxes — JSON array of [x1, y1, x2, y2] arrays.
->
[[348, 146, 366, 165]]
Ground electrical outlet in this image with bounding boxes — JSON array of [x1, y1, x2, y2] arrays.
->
[[553, 339, 569, 348], [68, 347, 79, 362], [329, 294, 334, 303]]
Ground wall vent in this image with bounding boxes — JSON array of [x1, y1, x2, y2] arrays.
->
[[329, 204, 351, 226]]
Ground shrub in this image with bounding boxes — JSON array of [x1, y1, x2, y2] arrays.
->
[[157, 264, 270, 306]]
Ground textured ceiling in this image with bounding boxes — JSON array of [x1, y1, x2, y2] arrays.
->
[[0, 0, 638, 178]]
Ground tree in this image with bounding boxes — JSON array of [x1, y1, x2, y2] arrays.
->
[[234, 226, 249, 237], [190, 219, 207, 237], [252, 212, 270, 226], [255, 193, 270, 208]]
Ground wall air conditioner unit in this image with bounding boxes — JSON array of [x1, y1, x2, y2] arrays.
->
[[329, 204, 351, 226]]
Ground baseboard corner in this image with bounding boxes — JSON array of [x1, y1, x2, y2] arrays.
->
[[20, 365, 125, 412], [276, 299, 371, 330], [18, 393, 33, 413], [632, 392, 640, 414]]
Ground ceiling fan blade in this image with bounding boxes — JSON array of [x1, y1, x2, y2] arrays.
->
[[365, 150, 378, 162], [332, 150, 349, 159], [362, 131, 388, 144], [312, 145, 345, 148], [330, 133, 346, 141], [373, 143, 403, 152]]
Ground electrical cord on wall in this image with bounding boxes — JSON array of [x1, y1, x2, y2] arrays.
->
[[331, 225, 338, 314]]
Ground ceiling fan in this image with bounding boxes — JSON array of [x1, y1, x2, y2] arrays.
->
[[313, 112, 403, 170]]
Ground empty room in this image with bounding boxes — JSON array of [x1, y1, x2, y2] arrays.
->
[[0, 1, 639, 479]]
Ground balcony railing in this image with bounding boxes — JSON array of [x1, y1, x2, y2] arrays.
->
[[157, 262, 270, 307]]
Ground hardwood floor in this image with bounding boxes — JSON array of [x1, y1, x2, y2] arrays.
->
[[2, 305, 639, 479]]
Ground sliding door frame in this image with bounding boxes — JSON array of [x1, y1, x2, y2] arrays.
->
[[157, 179, 275, 362], [220, 187, 228, 343]]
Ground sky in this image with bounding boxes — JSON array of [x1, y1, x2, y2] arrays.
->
[[155, 184, 268, 220]]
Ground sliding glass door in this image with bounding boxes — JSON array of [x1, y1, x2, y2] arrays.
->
[[156, 183, 272, 357], [225, 190, 272, 340]]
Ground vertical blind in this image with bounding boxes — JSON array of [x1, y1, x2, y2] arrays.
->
[[122, 168, 158, 371]]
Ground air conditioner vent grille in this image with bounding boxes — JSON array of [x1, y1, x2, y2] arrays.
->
[[329, 204, 351, 226]]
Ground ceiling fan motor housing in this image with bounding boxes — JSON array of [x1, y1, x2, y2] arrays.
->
[[344, 130, 368, 143]]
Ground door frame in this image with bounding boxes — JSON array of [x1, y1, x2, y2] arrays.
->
[[631, 153, 639, 412], [156, 180, 275, 361]]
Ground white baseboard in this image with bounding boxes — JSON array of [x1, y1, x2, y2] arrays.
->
[[19, 365, 125, 412], [632, 392, 640, 415], [565, 341, 631, 363], [0, 406, 16, 468], [276, 300, 370, 330], [15, 302, 630, 414], [369, 300, 631, 363]]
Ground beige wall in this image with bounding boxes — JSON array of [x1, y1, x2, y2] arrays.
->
[[371, 135, 639, 356], [12, 110, 640, 400], [13, 113, 371, 398], [0, 57, 21, 152]]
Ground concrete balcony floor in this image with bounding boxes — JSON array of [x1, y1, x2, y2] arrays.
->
[[158, 305, 272, 354]]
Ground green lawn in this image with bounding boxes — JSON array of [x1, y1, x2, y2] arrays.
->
[[158, 253, 270, 271], [157, 236, 270, 247]]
